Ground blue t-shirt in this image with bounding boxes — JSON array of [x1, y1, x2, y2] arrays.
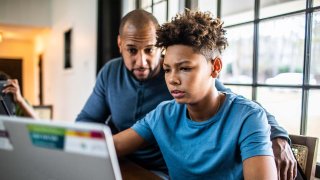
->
[[132, 93, 273, 179], [76, 57, 288, 173]]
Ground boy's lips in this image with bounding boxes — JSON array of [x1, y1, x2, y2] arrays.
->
[[170, 90, 185, 99]]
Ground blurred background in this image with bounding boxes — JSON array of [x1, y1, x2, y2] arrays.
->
[[0, 0, 319, 171]]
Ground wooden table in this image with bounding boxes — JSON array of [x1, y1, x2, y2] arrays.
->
[[119, 158, 162, 180]]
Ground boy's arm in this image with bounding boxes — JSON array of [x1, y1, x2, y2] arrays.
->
[[215, 79, 296, 179], [215, 79, 289, 140], [243, 156, 277, 180], [113, 128, 147, 157]]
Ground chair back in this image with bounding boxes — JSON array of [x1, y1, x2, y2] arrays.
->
[[290, 134, 319, 180]]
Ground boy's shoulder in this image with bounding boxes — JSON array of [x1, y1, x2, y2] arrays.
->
[[227, 93, 264, 112], [157, 99, 177, 109]]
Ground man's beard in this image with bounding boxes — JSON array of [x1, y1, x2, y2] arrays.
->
[[130, 67, 159, 82]]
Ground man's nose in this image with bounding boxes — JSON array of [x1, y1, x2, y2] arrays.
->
[[136, 51, 148, 67]]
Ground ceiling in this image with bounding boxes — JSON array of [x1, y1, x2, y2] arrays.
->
[[0, 24, 49, 42]]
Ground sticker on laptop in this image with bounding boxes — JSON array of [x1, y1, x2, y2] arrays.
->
[[0, 121, 14, 151], [64, 130, 108, 158], [27, 124, 65, 150], [27, 124, 108, 157]]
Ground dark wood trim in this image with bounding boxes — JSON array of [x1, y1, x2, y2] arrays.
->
[[97, 0, 122, 74], [38, 54, 43, 105], [290, 134, 319, 179]]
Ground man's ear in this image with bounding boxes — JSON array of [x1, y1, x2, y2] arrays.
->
[[117, 35, 122, 53], [211, 57, 222, 78]]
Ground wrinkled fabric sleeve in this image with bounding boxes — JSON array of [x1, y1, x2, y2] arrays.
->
[[215, 79, 290, 143], [239, 108, 274, 161], [131, 109, 157, 144], [76, 66, 111, 124]]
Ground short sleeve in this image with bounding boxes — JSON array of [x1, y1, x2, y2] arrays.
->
[[131, 109, 158, 144], [238, 109, 274, 161]]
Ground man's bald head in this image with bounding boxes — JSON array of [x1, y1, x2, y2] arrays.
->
[[119, 9, 159, 36]]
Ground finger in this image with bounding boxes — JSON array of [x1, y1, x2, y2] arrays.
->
[[2, 87, 17, 94], [9, 79, 19, 88], [276, 160, 281, 180], [281, 161, 289, 180], [3, 80, 12, 87], [292, 159, 297, 179], [287, 160, 294, 180]]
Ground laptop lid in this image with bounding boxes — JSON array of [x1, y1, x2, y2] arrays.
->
[[0, 115, 122, 180]]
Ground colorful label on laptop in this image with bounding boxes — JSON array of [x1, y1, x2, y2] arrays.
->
[[64, 130, 108, 158], [27, 124, 108, 157], [28, 125, 65, 150], [0, 121, 14, 151]]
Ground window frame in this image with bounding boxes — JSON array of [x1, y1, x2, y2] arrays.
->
[[216, 0, 320, 176], [136, 0, 320, 176]]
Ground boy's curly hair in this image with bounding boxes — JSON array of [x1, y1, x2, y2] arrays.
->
[[156, 9, 228, 60]]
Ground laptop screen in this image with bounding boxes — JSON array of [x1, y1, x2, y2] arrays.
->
[[0, 115, 122, 180]]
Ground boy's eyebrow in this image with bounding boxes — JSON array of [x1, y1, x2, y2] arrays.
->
[[163, 60, 191, 67], [163, 63, 170, 67]]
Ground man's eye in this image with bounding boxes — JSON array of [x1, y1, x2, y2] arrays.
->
[[145, 48, 154, 54], [128, 48, 137, 54]]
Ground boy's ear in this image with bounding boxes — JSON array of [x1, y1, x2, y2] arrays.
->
[[211, 57, 222, 78], [117, 35, 122, 53]]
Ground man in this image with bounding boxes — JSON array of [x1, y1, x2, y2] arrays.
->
[[76, 9, 296, 179]]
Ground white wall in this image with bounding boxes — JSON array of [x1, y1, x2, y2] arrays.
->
[[44, 0, 97, 121], [0, 0, 51, 27], [0, 39, 36, 103]]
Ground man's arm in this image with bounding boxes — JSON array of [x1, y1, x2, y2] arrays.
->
[[76, 67, 111, 123], [215, 79, 297, 180], [215, 79, 290, 139], [113, 128, 147, 157], [243, 156, 277, 180]]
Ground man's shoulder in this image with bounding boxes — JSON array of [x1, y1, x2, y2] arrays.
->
[[102, 57, 123, 69], [98, 57, 124, 78]]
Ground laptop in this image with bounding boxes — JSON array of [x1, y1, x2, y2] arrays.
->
[[0, 115, 122, 180]]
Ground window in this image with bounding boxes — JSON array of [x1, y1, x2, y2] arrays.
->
[[220, 24, 254, 84], [256, 87, 302, 134], [137, 0, 180, 24], [258, 14, 305, 84], [311, 10, 320, 86], [307, 90, 320, 161], [198, 0, 217, 16], [199, 0, 320, 168], [137, 0, 320, 172], [260, 0, 305, 18], [221, 0, 254, 26]]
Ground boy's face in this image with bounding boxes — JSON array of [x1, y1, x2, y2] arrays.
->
[[118, 22, 162, 81], [163, 45, 214, 104]]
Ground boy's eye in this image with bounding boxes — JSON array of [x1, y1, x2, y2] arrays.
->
[[180, 67, 191, 71], [163, 68, 170, 73]]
